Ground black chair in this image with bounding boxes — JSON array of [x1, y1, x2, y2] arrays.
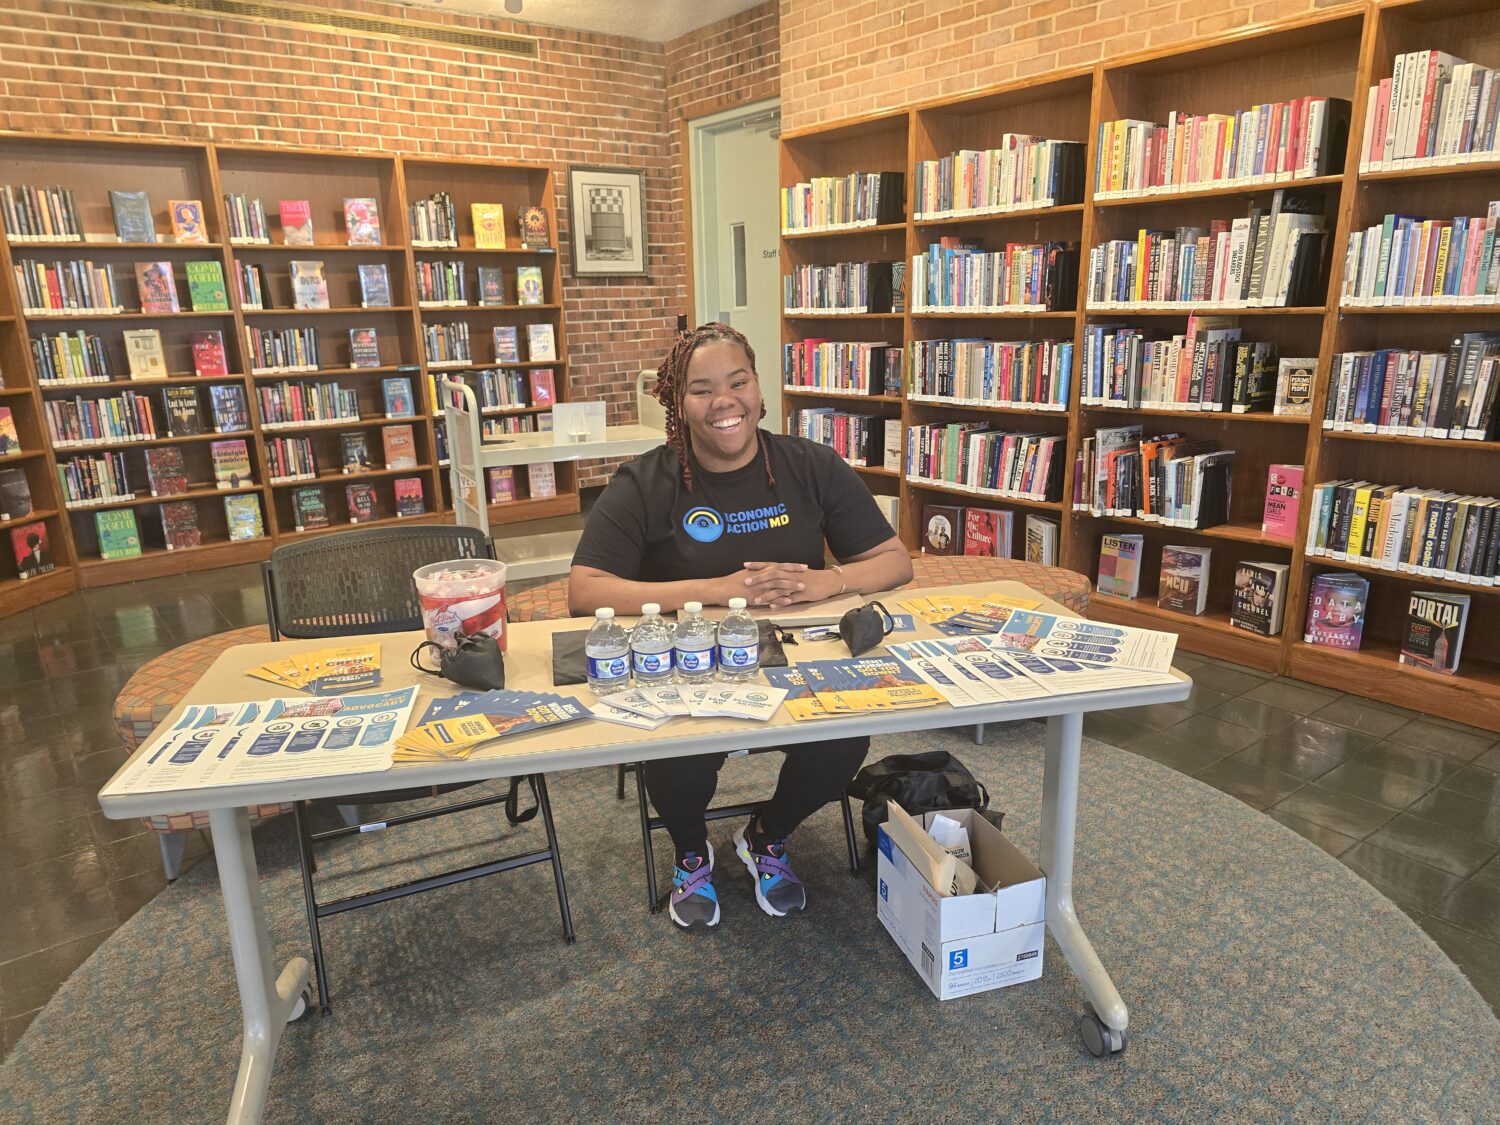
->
[[621, 758, 862, 913], [262, 524, 574, 1015]]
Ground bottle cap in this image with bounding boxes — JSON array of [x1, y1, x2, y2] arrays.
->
[[641, 602, 661, 615], [683, 601, 702, 613], [728, 597, 747, 610], [595, 608, 615, 619]]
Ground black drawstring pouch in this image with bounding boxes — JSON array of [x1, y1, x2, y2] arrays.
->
[[410, 633, 506, 691], [839, 600, 895, 657], [549, 620, 792, 686]]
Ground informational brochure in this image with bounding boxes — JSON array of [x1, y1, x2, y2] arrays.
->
[[888, 639, 1050, 706], [793, 656, 947, 714], [762, 667, 835, 721], [588, 701, 670, 730], [999, 651, 1179, 696], [109, 687, 419, 795], [684, 686, 736, 717], [983, 609, 1178, 673], [401, 690, 587, 760], [715, 685, 789, 722], [637, 684, 692, 716], [246, 643, 382, 695]]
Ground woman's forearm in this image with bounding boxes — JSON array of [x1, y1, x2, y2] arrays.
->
[[836, 539, 913, 597], [567, 567, 734, 616]]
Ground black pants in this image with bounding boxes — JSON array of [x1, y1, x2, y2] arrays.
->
[[643, 737, 869, 857]]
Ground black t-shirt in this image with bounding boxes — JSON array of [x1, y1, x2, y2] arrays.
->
[[572, 432, 893, 582]]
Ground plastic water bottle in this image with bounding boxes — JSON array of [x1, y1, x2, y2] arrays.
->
[[717, 597, 759, 682], [631, 602, 675, 686], [585, 608, 630, 695], [674, 601, 717, 684]]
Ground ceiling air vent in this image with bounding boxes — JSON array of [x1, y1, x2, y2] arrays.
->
[[126, 0, 540, 59]]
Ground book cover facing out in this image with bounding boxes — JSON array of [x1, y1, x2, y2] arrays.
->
[[921, 504, 962, 555], [1303, 571, 1369, 650], [1398, 591, 1469, 675], [1262, 463, 1303, 540], [1158, 545, 1211, 615]]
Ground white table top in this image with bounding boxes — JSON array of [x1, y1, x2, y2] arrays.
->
[[476, 424, 664, 466], [98, 581, 1192, 819]]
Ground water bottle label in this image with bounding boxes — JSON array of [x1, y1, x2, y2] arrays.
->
[[719, 643, 758, 669], [632, 649, 674, 675], [586, 654, 629, 681], [678, 647, 716, 674]]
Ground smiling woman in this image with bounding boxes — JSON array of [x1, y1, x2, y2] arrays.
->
[[567, 321, 911, 617], [565, 321, 912, 932]]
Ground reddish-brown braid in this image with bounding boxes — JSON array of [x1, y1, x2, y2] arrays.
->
[[651, 321, 776, 492]]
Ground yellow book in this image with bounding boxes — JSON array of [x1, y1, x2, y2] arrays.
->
[[1345, 484, 1374, 557], [471, 203, 506, 250], [1431, 224, 1452, 300], [1136, 228, 1150, 302]]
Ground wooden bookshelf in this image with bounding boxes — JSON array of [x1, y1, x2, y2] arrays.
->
[[779, 2, 1499, 729], [0, 134, 579, 594]]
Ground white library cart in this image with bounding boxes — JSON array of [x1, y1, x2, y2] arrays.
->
[[440, 373, 665, 578]]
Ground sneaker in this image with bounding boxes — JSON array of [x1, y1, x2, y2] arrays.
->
[[669, 844, 720, 931], [733, 822, 806, 917]]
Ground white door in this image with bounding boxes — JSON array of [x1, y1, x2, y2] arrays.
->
[[693, 100, 782, 430]]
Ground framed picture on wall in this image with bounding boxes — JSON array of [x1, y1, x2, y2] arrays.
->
[[568, 165, 648, 277]]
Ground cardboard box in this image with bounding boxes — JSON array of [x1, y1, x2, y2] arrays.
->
[[876, 805, 1046, 1000]]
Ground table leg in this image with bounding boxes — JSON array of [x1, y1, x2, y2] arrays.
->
[[208, 806, 312, 1125], [1040, 712, 1128, 1035]]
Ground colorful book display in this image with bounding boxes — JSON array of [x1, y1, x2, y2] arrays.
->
[[11, 521, 53, 577], [921, 504, 961, 555]]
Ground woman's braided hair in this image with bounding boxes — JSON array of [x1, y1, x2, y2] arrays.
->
[[651, 321, 775, 492]]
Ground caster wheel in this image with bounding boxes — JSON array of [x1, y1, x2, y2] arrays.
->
[[1080, 1004, 1127, 1058], [289, 988, 313, 1022]]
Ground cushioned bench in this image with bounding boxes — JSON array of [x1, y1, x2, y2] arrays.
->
[[508, 555, 1092, 621], [113, 624, 294, 878]]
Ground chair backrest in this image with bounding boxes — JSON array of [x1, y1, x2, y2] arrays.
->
[[262, 524, 495, 640]]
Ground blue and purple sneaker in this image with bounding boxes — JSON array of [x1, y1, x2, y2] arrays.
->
[[733, 822, 806, 917], [669, 845, 720, 931]]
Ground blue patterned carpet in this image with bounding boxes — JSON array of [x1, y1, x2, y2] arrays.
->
[[4, 722, 1498, 1122]]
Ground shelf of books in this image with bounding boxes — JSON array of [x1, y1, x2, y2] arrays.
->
[[0, 212, 73, 613], [780, 2, 1500, 728], [0, 135, 579, 594], [778, 110, 911, 540], [400, 156, 575, 522]]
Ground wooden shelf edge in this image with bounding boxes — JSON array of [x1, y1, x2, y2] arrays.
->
[[1287, 642, 1500, 735], [0, 565, 75, 615], [75, 537, 273, 587]]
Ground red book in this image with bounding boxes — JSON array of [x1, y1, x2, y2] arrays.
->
[[11, 520, 53, 579], [962, 508, 1012, 558], [190, 330, 229, 376], [1261, 464, 1303, 542], [527, 368, 556, 407]]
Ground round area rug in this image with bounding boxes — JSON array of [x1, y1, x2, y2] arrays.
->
[[4, 724, 1497, 1122]]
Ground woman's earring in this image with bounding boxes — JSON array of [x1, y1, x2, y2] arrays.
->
[[759, 403, 767, 420]]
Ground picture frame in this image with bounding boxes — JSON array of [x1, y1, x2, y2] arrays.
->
[[568, 165, 648, 276]]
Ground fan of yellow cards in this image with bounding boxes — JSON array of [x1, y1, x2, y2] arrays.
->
[[247, 644, 382, 696]]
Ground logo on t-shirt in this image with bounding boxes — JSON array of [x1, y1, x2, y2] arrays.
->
[[682, 502, 791, 543], [682, 506, 725, 543]]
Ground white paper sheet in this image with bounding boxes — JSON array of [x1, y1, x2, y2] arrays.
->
[[981, 609, 1179, 673], [108, 688, 418, 796]]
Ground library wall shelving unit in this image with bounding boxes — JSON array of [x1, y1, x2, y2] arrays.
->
[[0, 133, 575, 592], [0, 194, 74, 615], [778, 110, 910, 521], [1286, 0, 1500, 730], [780, 0, 1500, 730]]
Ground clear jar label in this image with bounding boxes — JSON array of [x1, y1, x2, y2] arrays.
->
[[678, 647, 716, 673], [587, 654, 629, 680], [719, 643, 758, 668]]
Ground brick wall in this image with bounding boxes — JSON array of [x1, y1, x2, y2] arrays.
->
[[0, 0, 778, 486], [780, 0, 1343, 130]]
